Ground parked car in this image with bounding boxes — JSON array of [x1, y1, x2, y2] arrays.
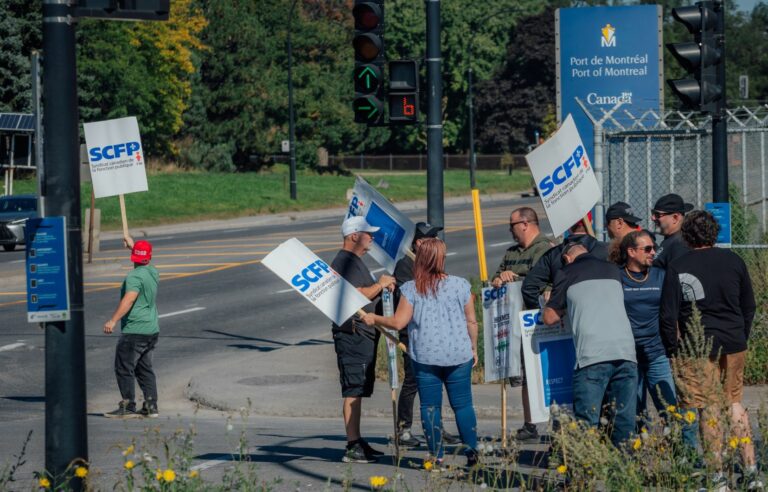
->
[[0, 194, 38, 251]]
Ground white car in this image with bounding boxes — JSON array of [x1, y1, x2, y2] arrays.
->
[[0, 194, 37, 251]]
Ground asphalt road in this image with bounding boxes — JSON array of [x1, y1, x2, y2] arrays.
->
[[0, 197, 549, 487]]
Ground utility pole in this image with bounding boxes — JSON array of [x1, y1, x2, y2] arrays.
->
[[287, 0, 298, 200], [712, 0, 728, 202], [425, 0, 444, 233], [41, 1, 88, 488]]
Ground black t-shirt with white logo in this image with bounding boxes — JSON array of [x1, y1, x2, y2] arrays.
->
[[659, 247, 756, 357]]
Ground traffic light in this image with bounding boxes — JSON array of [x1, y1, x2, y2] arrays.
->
[[388, 60, 419, 124], [352, 1, 385, 125], [666, 1, 724, 113]]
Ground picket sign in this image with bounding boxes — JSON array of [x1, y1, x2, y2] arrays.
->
[[83, 116, 148, 238], [525, 114, 600, 237], [482, 282, 525, 383], [345, 176, 415, 273], [261, 238, 405, 350], [519, 309, 576, 423]]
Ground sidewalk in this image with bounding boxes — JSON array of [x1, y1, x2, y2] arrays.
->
[[185, 335, 768, 420]]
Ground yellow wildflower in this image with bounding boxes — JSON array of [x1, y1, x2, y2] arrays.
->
[[156, 469, 163, 481], [666, 405, 676, 413], [39, 477, 51, 489], [684, 411, 697, 424], [124, 460, 135, 470], [74, 466, 88, 478], [568, 422, 577, 430], [189, 470, 199, 478], [122, 445, 134, 456], [741, 437, 752, 445], [557, 465, 567, 474], [673, 412, 683, 420], [729, 437, 739, 449], [162, 469, 176, 483], [423, 461, 433, 471], [707, 418, 718, 428], [369, 476, 388, 488], [632, 438, 642, 450]]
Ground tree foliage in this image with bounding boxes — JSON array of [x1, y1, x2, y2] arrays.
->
[[0, 0, 41, 113], [77, 0, 206, 157], [474, 7, 556, 153]]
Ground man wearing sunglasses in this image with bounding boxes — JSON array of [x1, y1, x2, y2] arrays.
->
[[490, 207, 553, 442], [650, 193, 693, 269]]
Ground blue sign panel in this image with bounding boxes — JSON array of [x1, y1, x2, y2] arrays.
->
[[539, 338, 576, 406], [705, 202, 732, 247], [26, 216, 70, 322], [366, 202, 406, 260], [557, 5, 662, 162]]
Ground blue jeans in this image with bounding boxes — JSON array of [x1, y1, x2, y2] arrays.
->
[[573, 360, 637, 447], [412, 358, 477, 459], [638, 355, 698, 450]]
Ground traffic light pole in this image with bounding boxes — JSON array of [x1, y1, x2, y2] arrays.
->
[[42, 1, 88, 489], [712, 0, 728, 203], [425, 0, 444, 233]]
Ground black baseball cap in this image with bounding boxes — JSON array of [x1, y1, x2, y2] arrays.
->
[[414, 222, 442, 240], [605, 201, 642, 225], [652, 193, 694, 214]]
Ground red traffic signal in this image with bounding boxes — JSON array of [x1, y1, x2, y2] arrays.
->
[[353, 2, 382, 30]]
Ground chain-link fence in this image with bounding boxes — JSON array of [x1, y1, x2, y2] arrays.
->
[[269, 153, 528, 171], [584, 104, 768, 383]]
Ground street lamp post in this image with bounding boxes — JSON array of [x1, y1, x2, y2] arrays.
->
[[287, 0, 298, 200]]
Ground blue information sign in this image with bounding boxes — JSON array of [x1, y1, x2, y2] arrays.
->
[[26, 216, 71, 322], [557, 5, 663, 162], [705, 202, 732, 248]]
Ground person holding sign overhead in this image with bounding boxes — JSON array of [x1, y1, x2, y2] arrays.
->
[[363, 238, 480, 468], [103, 236, 160, 419], [332, 216, 396, 464]]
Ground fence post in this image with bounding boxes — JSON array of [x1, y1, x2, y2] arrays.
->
[[646, 136, 653, 216], [360, 153, 364, 170], [670, 136, 675, 193], [389, 153, 393, 171], [762, 132, 766, 235], [593, 122, 605, 240], [696, 134, 702, 208], [623, 136, 629, 203], [742, 131, 748, 208]]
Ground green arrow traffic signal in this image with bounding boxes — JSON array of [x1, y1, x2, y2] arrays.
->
[[353, 95, 383, 123], [354, 64, 381, 93]]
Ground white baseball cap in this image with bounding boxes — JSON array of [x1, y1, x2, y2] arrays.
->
[[342, 216, 380, 237]]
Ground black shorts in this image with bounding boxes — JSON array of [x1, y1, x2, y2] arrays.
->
[[333, 330, 378, 398]]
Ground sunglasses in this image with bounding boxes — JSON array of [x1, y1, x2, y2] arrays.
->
[[651, 211, 673, 219], [631, 245, 656, 253], [508, 220, 527, 231]]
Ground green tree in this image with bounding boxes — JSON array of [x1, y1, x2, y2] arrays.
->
[[77, 0, 205, 158], [473, 7, 556, 153], [0, 0, 41, 113]]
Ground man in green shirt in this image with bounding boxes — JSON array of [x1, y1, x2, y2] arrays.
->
[[103, 237, 160, 419], [491, 207, 553, 441]]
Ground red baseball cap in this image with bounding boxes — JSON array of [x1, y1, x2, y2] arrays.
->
[[130, 240, 152, 264]]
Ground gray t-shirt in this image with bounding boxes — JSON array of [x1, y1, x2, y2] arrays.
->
[[400, 275, 473, 366], [547, 255, 636, 369]]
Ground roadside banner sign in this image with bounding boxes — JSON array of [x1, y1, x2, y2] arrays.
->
[[346, 176, 415, 273], [262, 238, 370, 326], [705, 202, 732, 248], [557, 5, 663, 163], [520, 309, 576, 423], [482, 282, 524, 383], [26, 216, 70, 322], [83, 116, 148, 198], [526, 115, 600, 237]]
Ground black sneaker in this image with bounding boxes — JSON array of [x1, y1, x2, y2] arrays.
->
[[342, 442, 377, 463], [398, 429, 421, 447], [443, 430, 461, 445], [104, 400, 139, 419], [515, 423, 539, 441], [466, 450, 479, 468], [139, 401, 159, 418], [359, 439, 385, 457]]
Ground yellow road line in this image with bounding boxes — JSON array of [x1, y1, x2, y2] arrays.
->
[[0, 292, 25, 296]]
